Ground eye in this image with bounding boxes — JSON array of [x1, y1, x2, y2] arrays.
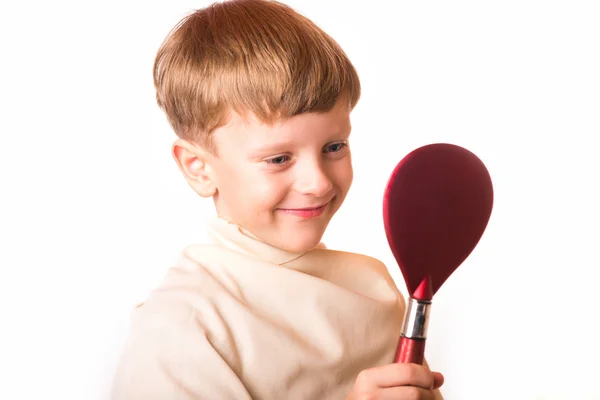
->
[[323, 142, 348, 153], [265, 155, 291, 165]]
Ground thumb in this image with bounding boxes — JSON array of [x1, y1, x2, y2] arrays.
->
[[432, 372, 445, 389]]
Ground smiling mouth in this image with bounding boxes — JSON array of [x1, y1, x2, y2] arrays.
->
[[277, 200, 333, 219]]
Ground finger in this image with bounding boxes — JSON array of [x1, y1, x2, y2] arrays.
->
[[432, 372, 444, 389], [378, 386, 436, 400], [358, 363, 434, 389]]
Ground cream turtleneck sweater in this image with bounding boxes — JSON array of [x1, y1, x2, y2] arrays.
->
[[111, 218, 439, 399]]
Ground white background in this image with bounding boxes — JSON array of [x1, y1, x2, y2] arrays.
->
[[1, 1, 599, 399]]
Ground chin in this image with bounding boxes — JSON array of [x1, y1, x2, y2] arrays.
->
[[277, 227, 327, 253]]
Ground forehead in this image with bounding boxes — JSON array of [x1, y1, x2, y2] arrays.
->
[[214, 101, 352, 152]]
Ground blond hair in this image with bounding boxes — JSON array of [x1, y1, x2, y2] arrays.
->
[[153, 0, 361, 149]]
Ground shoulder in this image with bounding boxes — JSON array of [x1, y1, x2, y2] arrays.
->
[[129, 245, 228, 326], [130, 242, 261, 326], [307, 248, 396, 281], [294, 248, 403, 303], [122, 271, 229, 369]]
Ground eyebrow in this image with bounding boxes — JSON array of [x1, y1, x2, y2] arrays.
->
[[247, 143, 291, 158]]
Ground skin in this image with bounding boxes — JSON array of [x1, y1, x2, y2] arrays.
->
[[346, 362, 445, 400]]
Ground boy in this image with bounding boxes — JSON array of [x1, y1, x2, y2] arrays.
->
[[111, 0, 444, 398]]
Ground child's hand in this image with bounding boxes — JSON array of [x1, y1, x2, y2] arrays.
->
[[346, 363, 444, 400]]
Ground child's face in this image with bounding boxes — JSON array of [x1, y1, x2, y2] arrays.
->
[[209, 99, 353, 253]]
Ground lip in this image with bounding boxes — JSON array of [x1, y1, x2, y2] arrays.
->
[[277, 200, 332, 219]]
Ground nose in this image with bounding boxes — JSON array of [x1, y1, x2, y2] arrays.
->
[[294, 160, 333, 198]]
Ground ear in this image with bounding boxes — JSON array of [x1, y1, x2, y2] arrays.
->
[[172, 138, 217, 198]]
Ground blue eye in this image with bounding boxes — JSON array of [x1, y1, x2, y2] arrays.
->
[[266, 155, 290, 165], [324, 142, 347, 153]]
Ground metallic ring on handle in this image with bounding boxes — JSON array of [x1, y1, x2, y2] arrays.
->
[[400, 297, 431, 339]]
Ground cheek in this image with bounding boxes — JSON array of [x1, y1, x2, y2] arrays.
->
[[241, 171, 290, 209], [216, 164, 256, 203], [262, 176, 290, 205], [333, 159, 354, 190], [217, 166, 245, 194]]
